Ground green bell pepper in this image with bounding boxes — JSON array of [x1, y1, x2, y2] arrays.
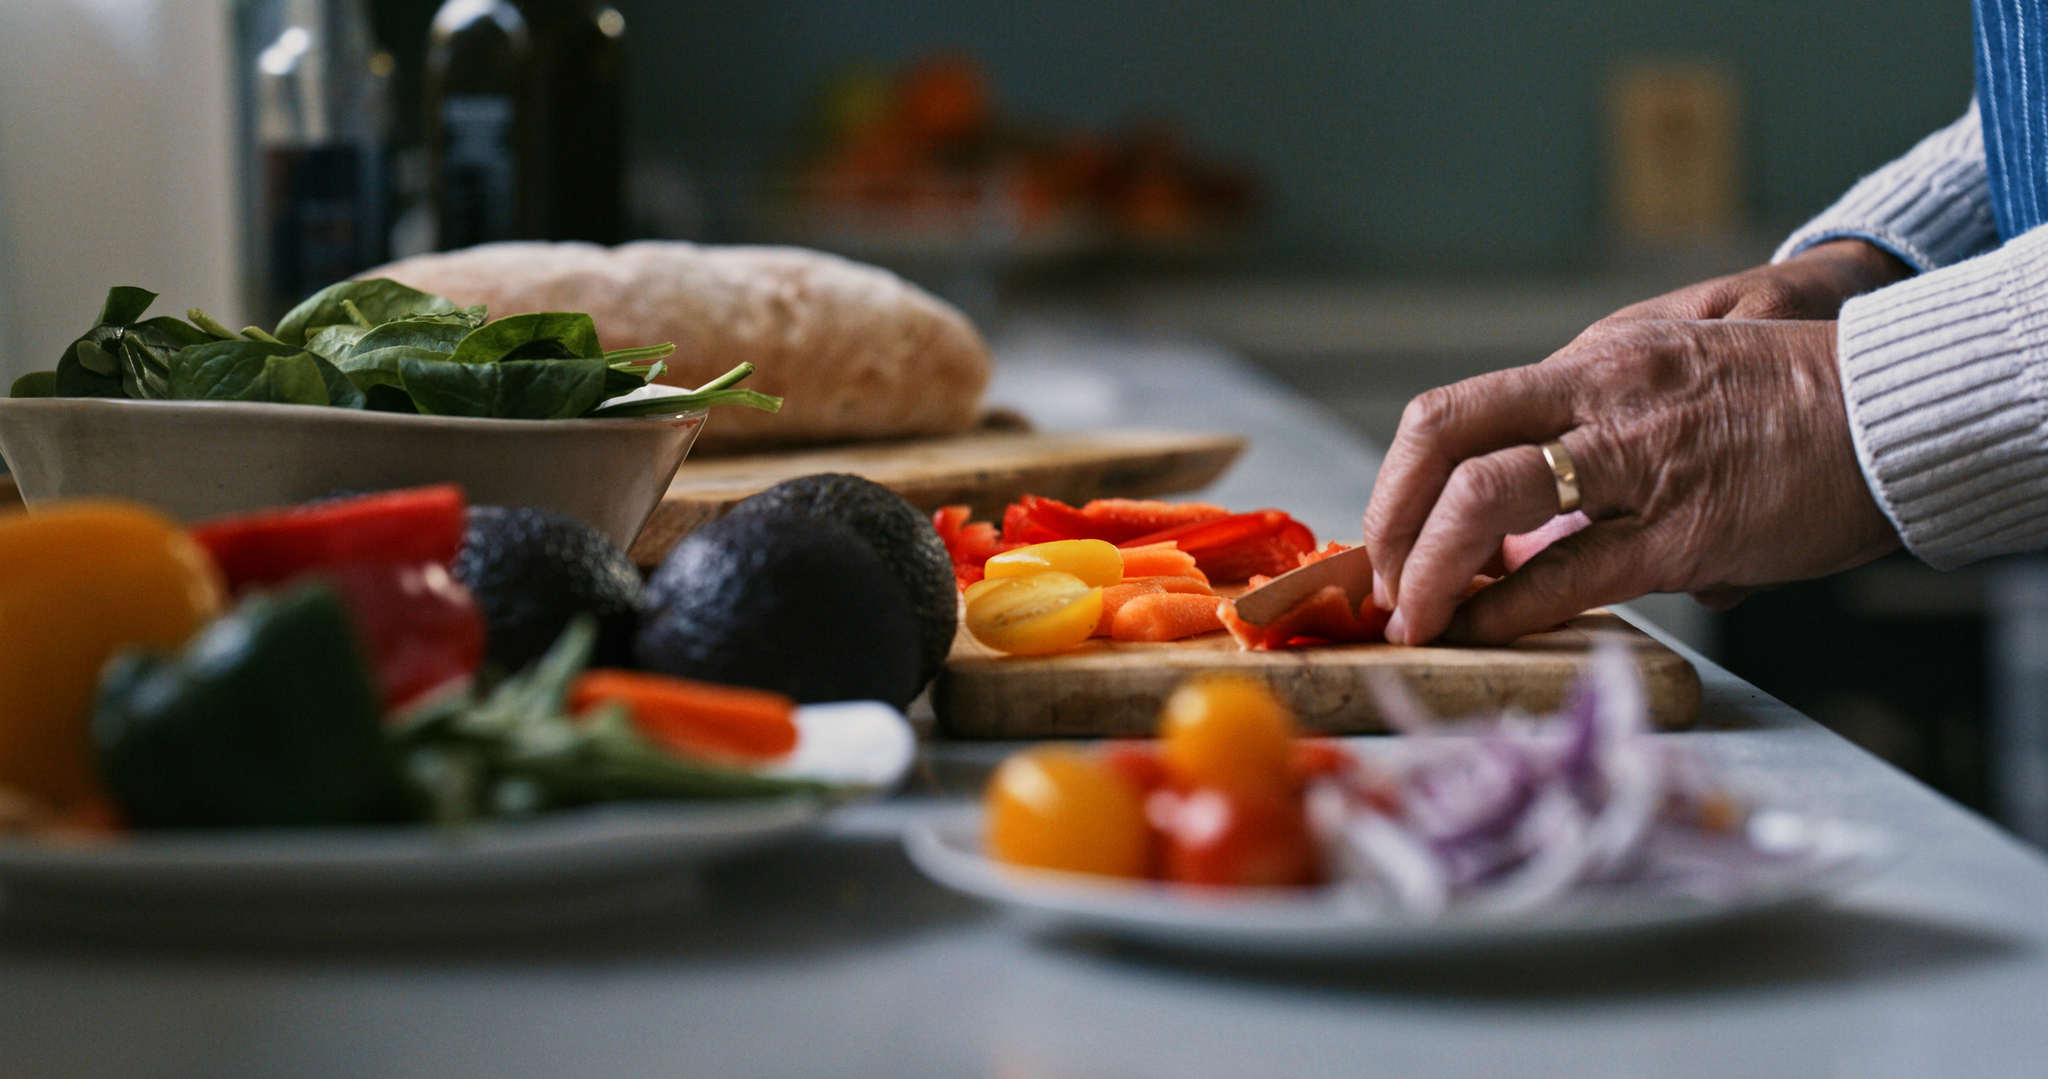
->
[[92, 583, 412, 828]]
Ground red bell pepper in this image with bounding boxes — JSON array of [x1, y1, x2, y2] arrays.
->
[[1120, 510, 1316, 584], [1220, 585, 1392, 650], [1000, 495, 1231, 546], [315, 561, 486, 710], [192, 486, 482, 710], [191, 485, 469, 593], [933, 504, 1014, 586]]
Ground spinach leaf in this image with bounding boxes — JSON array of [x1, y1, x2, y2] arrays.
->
[[51, 288, 213, 400], [399, 356, 609, 419], [601, 364, 655, 400], [168, 341, 335, 406], [10, 372, 57, 398], [305, 324, 370, 360], [350, 318, 471, 357], [338, 345, 449, 393], [137, 316, 212, 350], [73, 335, 121, 376], [363, 385, 420, 413], [601, 343, 676, 366], [586, 387, 784, 419], [54, 347, 127, 398], [449, 312, 602, 365], [117, 336, 173, 400], [312, 352, 366, 408], [96, 286, 158, 327], [274, 279, 472, 346]]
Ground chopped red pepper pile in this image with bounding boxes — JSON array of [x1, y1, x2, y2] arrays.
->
[[936, 495, 1317, 587], [936, 497, 1409, 650]]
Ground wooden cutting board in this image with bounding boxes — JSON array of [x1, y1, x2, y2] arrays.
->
[[627, 428, 1244, 566], [934, 610, 1701, 737]]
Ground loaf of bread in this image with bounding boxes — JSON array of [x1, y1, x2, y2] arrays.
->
[[368, 241, 991, 454]]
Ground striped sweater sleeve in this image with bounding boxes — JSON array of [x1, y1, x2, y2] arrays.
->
[[1775, 103, 2000, 273], [1837, 223, 2048, 569]]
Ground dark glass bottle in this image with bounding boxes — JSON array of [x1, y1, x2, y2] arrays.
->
[[524, 2, 627, 244], [424, 0, 530, 250], [241, 0, 392, 321], [423, 0, 625, 250]]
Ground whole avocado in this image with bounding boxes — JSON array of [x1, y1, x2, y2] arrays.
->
[[635, 512, 923, 708], [727, 474, 955, 689], [452, 505, 642, 672]]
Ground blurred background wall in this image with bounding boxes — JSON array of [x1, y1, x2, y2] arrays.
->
[[375, 0, 1975, 273], [0, 1, 243, 380]]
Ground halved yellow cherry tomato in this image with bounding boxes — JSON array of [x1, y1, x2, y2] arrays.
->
[[964, 571, 1104, 655], [985, 746, 1149, 877], [1158, 674, 1298, 794], [961, 576, 1006, 606], [984, 539, 1124, 588]]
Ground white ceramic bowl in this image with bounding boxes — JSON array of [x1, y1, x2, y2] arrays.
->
[[0, 397, 706, 549]]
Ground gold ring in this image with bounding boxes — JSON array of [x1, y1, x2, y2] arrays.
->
[[1541, 440, 1581, 515]]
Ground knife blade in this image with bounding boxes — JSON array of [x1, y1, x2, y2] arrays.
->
[[1229, 544, 1378, 627]]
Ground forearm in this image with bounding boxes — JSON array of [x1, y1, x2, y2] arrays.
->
[[1776, 102, 1998, 273], [1837, 224, 2048, 569]]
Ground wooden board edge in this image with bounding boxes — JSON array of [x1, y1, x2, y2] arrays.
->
[[933, 624, 1704, 739], [628, 432, 1246, 567]]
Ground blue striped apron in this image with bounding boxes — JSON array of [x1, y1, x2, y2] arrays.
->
[[1979, 0, 2048, 239]]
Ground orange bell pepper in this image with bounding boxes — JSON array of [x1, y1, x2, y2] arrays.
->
[[0, 502, 223, 810]]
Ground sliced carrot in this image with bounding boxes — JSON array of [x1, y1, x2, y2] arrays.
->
[[1110, 591, 1228, 642], [1124, 575, 1214, 596], [1119, 542, 1208, 582], [1096, 581, 1165, 634], [571, 669, 799, 762]]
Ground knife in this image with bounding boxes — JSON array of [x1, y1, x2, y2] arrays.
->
[[1229, 544, 1378, 626]]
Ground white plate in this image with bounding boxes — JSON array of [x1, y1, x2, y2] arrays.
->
[[0, 701, 916, 939], [904, 809, 1890, 958]]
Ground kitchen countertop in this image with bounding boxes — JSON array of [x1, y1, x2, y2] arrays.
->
[[5, 325, 2047, 1078]]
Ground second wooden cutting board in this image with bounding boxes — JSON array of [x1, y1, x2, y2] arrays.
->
[[628, 427, 1244, 565], [934, 611, 1701, 737]]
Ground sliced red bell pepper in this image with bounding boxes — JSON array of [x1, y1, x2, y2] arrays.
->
[[934, 504, 1015, 587], [192, 485, 469, 593], [313, 561, 486, 710], [1001, 495, 1099, 545], [1220, 584, 1392, 651], [999, 495, 1230, 545], [1120, 510, 1316, 584], [1078, 498, 1231, 540]]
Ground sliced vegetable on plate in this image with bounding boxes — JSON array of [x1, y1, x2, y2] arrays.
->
[[0, 484, 921, 846], [905, 644, 1889, 953]]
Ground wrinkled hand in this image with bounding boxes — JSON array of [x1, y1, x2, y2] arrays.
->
[[1602, 239, 1911, 322], [1362, 318, 1901, 646]]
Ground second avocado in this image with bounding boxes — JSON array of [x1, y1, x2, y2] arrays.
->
[[726, 474, 957, 688]]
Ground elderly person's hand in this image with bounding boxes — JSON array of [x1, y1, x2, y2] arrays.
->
[[1362, 314, 1903, 647], [1601, 238, 1912, 322]]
